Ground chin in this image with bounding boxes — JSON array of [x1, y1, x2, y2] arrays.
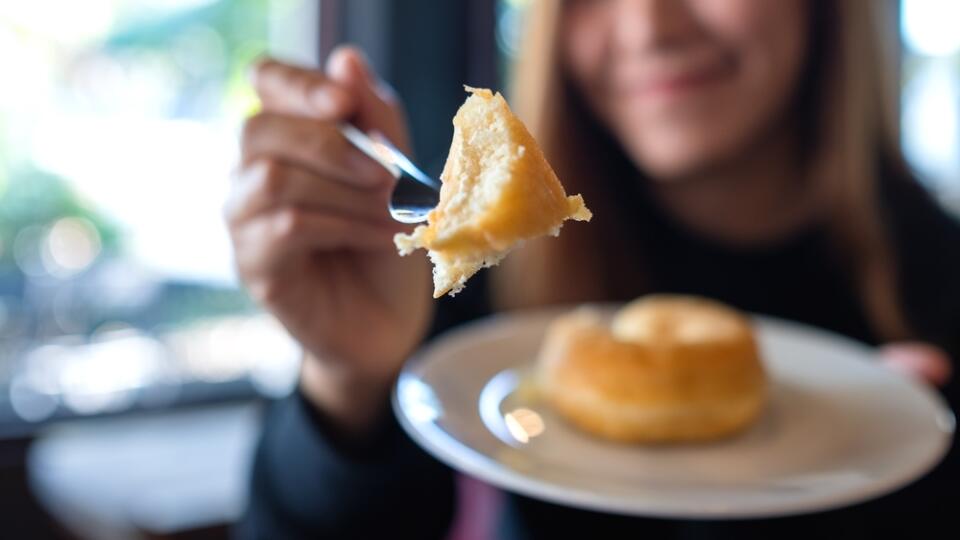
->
[[625, 142, 722, 181], [621, 126, 750, 181]]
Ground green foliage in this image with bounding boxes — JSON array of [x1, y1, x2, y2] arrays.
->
[[0, 167, 120, 268], [0, 0, 273, 268]]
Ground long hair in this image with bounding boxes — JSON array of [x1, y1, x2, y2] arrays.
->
[[492, 0, 911, 340]]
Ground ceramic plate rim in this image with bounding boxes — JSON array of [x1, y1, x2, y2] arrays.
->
[[392, 307, 955, 519]]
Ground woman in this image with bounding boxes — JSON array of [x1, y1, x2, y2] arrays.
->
[[227, 0, 959, 538]]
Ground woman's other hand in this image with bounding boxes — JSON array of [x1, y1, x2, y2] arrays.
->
[[879, 342, 953, 388]]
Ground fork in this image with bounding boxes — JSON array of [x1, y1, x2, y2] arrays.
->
[[338, 124, 441, 224]]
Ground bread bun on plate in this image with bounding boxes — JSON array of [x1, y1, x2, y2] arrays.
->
[[537, 295, 767, 443]]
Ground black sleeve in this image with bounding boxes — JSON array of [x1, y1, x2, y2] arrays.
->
[[236, 274, 493, 540], [236, 390, 456, 540], [879, 177, 960, 532], [884, 176, 960, 403]]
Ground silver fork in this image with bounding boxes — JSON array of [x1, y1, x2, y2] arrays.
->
[[338, 124, 441, 224]]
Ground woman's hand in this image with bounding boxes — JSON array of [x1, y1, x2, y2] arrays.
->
[[879, 342, 953, 388], [226, 48, 433, 433]]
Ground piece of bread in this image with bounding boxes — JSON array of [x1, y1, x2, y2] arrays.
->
[[537, 296, 767, 443], [394, 87, 591, 298]]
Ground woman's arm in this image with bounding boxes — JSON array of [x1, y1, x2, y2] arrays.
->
[[225, 49, 489, 538], [238, 391, 456, 539], [238, 276, 492, 539]]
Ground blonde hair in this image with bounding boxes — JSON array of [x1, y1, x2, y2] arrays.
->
[[493, 0, 911, 340]]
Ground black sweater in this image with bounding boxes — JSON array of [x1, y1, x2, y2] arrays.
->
[[237, 176, 960, 539]]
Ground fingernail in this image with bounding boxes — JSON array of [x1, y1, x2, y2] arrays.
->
[[326, 46, 370, 85]]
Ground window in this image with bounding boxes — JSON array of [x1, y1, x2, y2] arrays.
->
[[901, 0, 960, 204], [0, 0, 312, 426]]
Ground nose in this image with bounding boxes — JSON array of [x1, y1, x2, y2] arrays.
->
[[611, 0, 701, 54]]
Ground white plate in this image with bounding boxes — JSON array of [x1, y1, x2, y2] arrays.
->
[[393, 307, 955, 519]]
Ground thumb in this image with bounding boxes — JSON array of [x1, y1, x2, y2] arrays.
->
[[879, 342, 953, 388], [325, 46, 411, 153]]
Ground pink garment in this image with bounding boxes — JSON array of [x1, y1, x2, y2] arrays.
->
[[446, 474, 504, 540]]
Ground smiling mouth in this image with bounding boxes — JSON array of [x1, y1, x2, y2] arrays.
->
[[615, 56, 736, 99]]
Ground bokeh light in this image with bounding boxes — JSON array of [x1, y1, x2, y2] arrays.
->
[[13, 225, 49, 277], [495, 0, 529, 60], [903, 63, 960, 191], [9, 374, 59, 422], [902, 0, 960, 57], [504, 408, 545, 444], [166, 314, 300, 391], [42, 216, 102, 277]]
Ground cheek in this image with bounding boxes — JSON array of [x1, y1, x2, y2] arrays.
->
[[694, 0, 780, 35], [723, 1, 808, 144], [712, 0, 808, 95]]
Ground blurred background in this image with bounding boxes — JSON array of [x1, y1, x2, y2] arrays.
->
[[0, 0, 957, 538]]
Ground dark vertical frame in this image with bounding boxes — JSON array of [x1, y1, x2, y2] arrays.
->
[[316, 0, 498, 174], [317, 0, 342, 62]]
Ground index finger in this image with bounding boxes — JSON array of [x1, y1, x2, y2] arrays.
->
[[250, 58, 355, 120]]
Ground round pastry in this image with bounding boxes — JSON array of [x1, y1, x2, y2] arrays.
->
[[536, 295, 767, 443]]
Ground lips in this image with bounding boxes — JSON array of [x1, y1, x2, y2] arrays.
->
[[612, 54, 736, 99]]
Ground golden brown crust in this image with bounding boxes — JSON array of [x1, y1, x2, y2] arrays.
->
[[393, 87, 591, 298], [537, 297, 767, 443]]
